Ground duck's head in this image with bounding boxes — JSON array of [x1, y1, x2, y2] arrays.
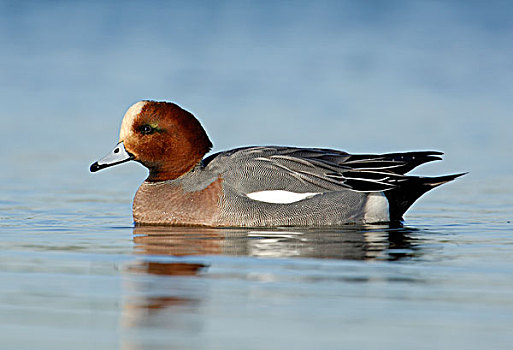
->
[[90, 100, 212, 181]]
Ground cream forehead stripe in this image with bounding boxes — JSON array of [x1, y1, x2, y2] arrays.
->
[[119, 101, 148, 141]]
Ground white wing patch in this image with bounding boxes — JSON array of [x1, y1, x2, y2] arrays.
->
[[246, 190, 321, 204], [363, 193, 390, 223]]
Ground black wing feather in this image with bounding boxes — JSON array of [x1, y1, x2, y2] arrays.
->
[[203, 146, 448, 193]]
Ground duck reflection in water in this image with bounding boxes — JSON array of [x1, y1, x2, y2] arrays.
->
[[122, 225, 423, 333], [131, 224, 421, 261]]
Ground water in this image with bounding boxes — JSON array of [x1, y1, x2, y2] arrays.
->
[[1, 1, 513, 349]]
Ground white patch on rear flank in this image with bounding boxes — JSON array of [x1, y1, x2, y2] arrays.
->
[[119, 101, 148, 141], [246, 190, 321, 204], [364, 193, 390, 223]]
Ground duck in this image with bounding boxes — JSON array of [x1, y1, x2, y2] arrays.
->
[[90, 100, 464, 227]]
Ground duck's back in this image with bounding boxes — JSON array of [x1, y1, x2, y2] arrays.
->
[[203, 146, 385, 227], [201, 146, 463, 227]]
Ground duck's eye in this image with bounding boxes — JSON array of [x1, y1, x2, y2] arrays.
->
[[140, 124, 154, 135]]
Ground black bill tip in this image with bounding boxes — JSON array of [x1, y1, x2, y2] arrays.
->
[[90, 162, 102, 172]]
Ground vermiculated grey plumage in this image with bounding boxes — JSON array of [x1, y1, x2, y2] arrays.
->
[[197, 146, 464, 226]]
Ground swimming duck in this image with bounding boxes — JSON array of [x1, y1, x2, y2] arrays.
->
[[90, 100, 463, 227]]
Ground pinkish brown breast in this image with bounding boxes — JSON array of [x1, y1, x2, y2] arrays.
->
[[133, 177, 224, 226]]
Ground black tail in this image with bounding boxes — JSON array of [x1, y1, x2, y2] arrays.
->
[[384, 173, 466, 222]]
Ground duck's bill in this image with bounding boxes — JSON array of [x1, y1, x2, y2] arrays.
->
[[90, 141, 134, 172]]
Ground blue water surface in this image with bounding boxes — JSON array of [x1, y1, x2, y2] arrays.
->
[[1, 1, 513, 349]]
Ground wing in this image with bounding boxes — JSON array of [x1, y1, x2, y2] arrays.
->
[[202, 146, 444, 194]]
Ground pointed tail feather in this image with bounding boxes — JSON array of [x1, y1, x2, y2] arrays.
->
[[384, 173, 466, 222]]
